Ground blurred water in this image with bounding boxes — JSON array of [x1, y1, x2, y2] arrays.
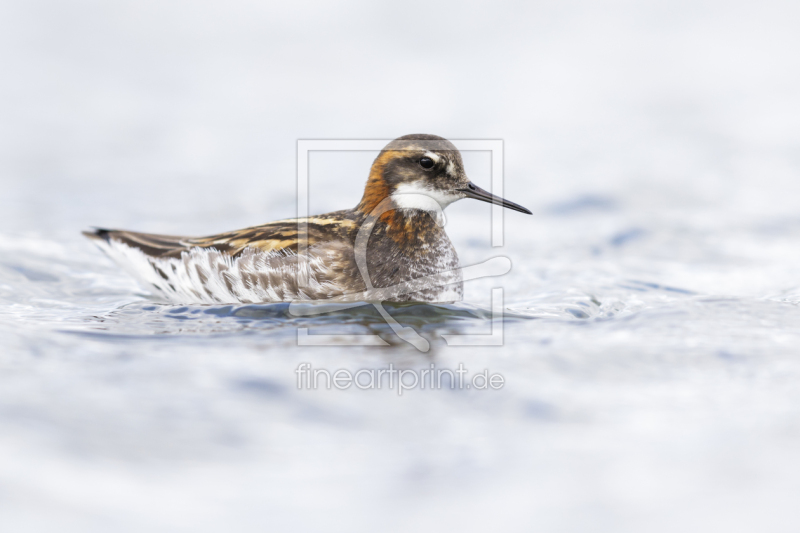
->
[[2, 0, 800, 531]]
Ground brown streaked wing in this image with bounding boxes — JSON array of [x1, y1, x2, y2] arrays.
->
[[189, 217, 358, 256], [186, 220, 304, 256], [85, 212, 361, 259]]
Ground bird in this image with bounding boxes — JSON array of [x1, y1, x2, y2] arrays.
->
[[84, 134, 531, 304]]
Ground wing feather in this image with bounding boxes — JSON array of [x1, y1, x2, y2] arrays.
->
[[82, 210, 359, 259]]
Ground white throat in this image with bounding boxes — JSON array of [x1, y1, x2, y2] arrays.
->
[[391, 182, 462, 214]]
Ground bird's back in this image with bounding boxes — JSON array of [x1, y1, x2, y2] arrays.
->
[[84, 210, 366, 303]]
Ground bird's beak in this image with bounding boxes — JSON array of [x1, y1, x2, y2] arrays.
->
[[457, 183, 532, 215]]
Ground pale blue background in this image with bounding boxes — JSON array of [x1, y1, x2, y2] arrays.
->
[[2, 1, 800, 531]]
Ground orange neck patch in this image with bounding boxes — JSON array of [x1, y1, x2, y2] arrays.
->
[[356, 150, 440, 246], [356, 150, 394, 215]]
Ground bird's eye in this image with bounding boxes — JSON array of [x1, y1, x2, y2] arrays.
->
[[419, 157, 435, 170]]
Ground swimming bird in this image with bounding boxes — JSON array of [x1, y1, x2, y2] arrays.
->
[[84, 134, 531, 304]]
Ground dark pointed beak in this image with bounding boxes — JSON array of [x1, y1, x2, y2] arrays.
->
[[457, 183, 532, 215]]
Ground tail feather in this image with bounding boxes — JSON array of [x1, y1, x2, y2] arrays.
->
[[82, 227, 113, 242], [82, 228, 194, 258]]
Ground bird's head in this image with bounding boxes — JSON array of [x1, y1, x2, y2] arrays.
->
[[357, 134, 532, 219]]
